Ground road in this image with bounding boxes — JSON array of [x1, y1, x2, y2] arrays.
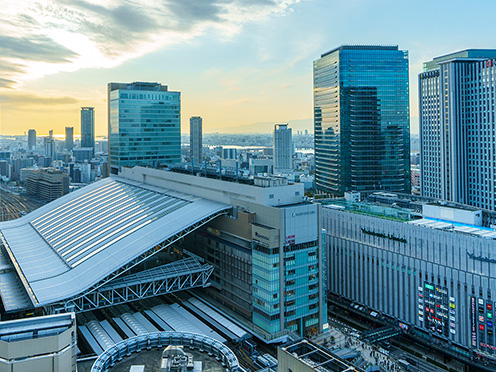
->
[[0, 188, 44, 221]]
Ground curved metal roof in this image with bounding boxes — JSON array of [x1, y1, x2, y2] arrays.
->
[[0, 176, 230, 310]]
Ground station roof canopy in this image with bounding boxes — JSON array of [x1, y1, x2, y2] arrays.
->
[[0, 177, 230, 311]]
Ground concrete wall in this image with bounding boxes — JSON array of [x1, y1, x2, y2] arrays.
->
[[0, 327, 76, 372], [119, 166, 304, 207]]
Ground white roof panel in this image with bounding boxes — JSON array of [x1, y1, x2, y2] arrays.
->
[[0, 177, 230, 309]]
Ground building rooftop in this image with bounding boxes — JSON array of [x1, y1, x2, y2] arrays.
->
[[321, 45, 399, 58], [0, 313, 74, 342], [423, 49, 496, 71], [280, 339, 365, 372], [323, 192, 496, 239], [0, 176, 229, 310]]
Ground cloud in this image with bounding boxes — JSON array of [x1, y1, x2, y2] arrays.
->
[[0, 93, 78, 106], [0, 0, 299, 88]]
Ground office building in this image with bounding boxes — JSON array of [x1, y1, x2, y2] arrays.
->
[[81, 107, 95, 150], [314, 45, 410, 196], [273, 123, 293, 175], [108, 82, 181, 174], [323, 193, 496, 361], [28, 129, 36, 151], [65, 126, 74, 151], [26, 168, 69, 201], [44, 137, 56, 160], [190, 116, 203, 163], [420, 49, 496, 210], [0, 313, 77, 372], [222, 148, 237, 160], [73, 147, 94, 163]]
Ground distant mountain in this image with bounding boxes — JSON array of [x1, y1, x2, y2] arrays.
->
[[208, 118, 314, 134]]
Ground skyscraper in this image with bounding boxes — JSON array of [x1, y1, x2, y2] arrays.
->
[[65, 127, 74, 151], [81, 107, 95, 149], [43, 137, 55, 160], [420, 49, 496, 210], [108, 82, 181, 174], [189, 116, 202, 164], [28, 129, 36, 151], [273, 123, 293, 174], [313, 45, 410, 196]]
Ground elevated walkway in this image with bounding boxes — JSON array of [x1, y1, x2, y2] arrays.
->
[[361, 326, 401, 344], [50, 258, 214, 313]]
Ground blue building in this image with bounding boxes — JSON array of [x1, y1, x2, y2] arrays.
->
[[108, 82, 181, 175], [313, 45, 410, 196]]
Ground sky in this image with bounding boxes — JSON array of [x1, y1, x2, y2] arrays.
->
[[0, 0, 494, 137]]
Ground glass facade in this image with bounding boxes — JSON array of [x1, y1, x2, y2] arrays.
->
[[81, 107, 95, 149], [108, 82, 181, 174], [314, 45, 410, 196]]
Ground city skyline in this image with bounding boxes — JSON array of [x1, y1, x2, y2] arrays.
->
[[0, 0, 495, 136]]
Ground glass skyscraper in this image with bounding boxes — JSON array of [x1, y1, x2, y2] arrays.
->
[[108, 82, 181, 175], [81, 107, 95, 149], [313, 45, 410, 196]]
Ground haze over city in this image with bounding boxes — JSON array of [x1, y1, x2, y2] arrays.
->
[[0, 0, 494, 136]]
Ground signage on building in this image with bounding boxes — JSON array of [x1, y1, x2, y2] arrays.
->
[[255, 232, 269, 241], [286, 234, 295, 245], [471, 296, 477, 347]]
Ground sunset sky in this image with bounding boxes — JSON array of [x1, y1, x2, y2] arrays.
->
[[0, 0, 494, 136]]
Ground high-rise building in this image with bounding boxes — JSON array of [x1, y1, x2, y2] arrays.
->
[[190, 116, 202, 163], [48, 129, 53, 139], [65, 127, 74, 151], [28, 129, 36, 151], [81, 107, 95, 149], [44, 137, 55, 160], [273, 123, 293, 175], [420, 49, 496, 210], [108, 82, 181, 175], [313, 45, 410, 196]]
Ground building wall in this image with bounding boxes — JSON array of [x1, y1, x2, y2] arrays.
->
[[81, 107, 95, 149], [190, 116, 202, 164], [323, 206, 496, 354], [108, 83, 180, 174], [120, 167, 304, 208], [277, 347, 315, 372], [273, 124, 292, 174], [0, 316, 76, 372], [314, 45, 410, 196], [126, 168, 326, 339], [420, 51, 496, 211]]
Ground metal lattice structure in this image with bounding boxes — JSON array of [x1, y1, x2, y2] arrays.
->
[[48, 258, 214, 313]]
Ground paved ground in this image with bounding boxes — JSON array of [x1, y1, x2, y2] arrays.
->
[[316, 317, 465, 372]]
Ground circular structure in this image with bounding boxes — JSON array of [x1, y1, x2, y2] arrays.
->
[[91, 331, 240, 372]]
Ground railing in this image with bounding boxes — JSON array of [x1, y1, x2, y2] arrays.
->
[[91, 331, 240, 372]]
